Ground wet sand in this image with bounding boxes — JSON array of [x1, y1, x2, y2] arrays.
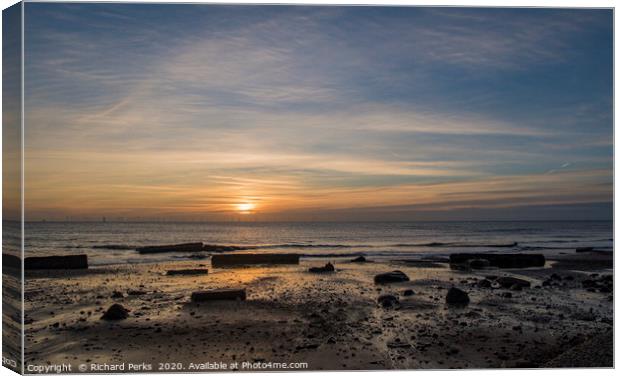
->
[[23, 253, 613, 372]]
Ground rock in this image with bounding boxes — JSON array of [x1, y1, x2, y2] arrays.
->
[[576, 247, 594, 253], [500, 292, 513, 298], [350, 256, 367, 263], [309, 262, 335, 273], [166, 269, 209, 276], [127, 290, 147, 296], [377, 294, 399, 308], [101, 304, 130, 320], [468, 259, 491, 269], [111, 291, 124, 299], [137, 243, 204, 254], [402, 289, 415, 296], [496, 276, 531, 289], [477, 279, 492, 288], [191, 288, 246, 302], [510, 284, 523, 291], [449, 253, 545, 268], [211, 253, 300, 267], [24, 255, 88, 269], [374, 270, 410, 284], [445, 287, 469, 306]]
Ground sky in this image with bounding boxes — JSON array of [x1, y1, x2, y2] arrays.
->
[[20, 4, 613, 221]]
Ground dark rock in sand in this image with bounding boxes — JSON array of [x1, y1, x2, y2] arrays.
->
[[309, 262, 335, 273], [191, 288, 246, 302], [446, 287, 469, 306], [127, 290, 147, 296], [211, 253, 299, 267], [496, 276, 531, 289], [136, 242, 203, 254], [374, 270, 410, 284], [477, 279, 492, 288], [111, 291, 124, 299], [350, 256, 367, 263], [377, 294, 399, 308], [575, 247, 594, 253], [449, 253, 545, 268], [468, 259, 491, 269], [25, 254, 88, 269], [166, 269, 209, 276], [101, 304, 130, 320], [402, 289, 415, 296]]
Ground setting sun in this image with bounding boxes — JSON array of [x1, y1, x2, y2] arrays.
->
[[236, 203, 255, 213]]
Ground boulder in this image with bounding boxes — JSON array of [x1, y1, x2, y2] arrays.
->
[[101, 304, 130, 320], [402, 289, 415, 296], [377, 294, 399, 308], [350, 256, 367, 263], [25, 255, 88, 269], [477, 279, 492, 288], [309, 262, 335, 273], [496, 276, 531, 289], [446, 287, 469, 306], [191, 288, 246, 302], [211, 253, 299, 267], [468, 259, 491, 269], [374, 270, 410, 284], [166, 269, 209, 276], [136, 243, 203, 254], [449, 253, 545, 268]]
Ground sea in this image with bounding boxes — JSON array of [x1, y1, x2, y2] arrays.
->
[[20, 221, 613, 266]]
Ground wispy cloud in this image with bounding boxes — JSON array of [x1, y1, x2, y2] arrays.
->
[[22, 5, 613, 220]]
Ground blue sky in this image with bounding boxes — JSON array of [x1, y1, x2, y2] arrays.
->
[[21, 4, 613, 221]]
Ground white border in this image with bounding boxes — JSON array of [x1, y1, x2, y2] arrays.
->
[[0, 2, 616, 376]]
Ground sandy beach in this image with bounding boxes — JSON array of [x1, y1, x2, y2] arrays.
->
[[22, 251, 613, 372]]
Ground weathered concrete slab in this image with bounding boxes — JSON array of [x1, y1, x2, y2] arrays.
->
[[191, 288, 246, 302], [211, 253, 299, 267], [166, 269, 209, 276], [136, 242, 203, 254], [24, 254, 88, 269]]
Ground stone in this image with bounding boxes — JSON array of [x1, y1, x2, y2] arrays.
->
[[449, 253, 545, 268], [166, 269, 209, 276], [191, 288, 246, 302], [136, 242, 203, 254], [374, 270, 410, 284], [377, 295, 399, 308], [402, 289, 415, 296], [350, 256, 367, 262], [211, 253, 299, 267], [477, 279, 492, 288], [24, 255, 88, 269], [111, 291, 124, 299], [496, 276, 531, 289], [468, 259, 491, 269], [445, 287, 469, 306], [576, 247, 594, 253], [101, 304, 130, 320], [309, 262, 335, 273]]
